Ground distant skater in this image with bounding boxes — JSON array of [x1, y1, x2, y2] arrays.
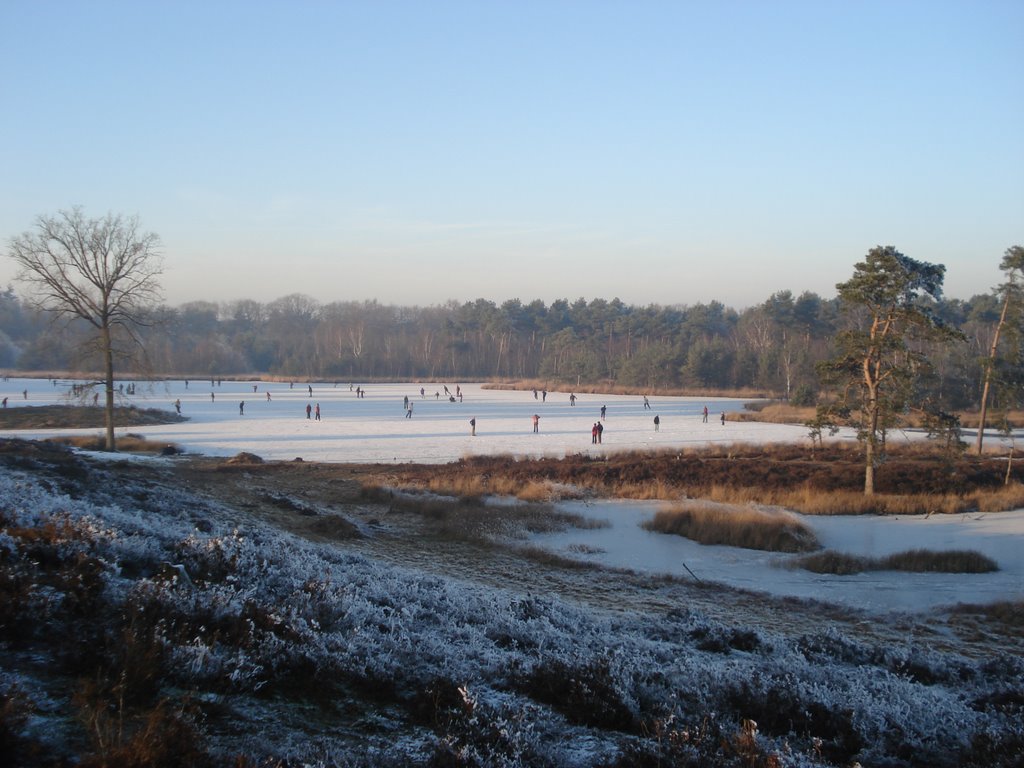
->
[[643, 395, 651, 410], [654, 415, 660, 431], [308, 385, 313, 397], [266, 391, 271, 401], [174, 398, 181, 415], [720, 412, 726, 425], [470, 417, 476, 436], [600, 405, 606, 420], [570, 393, 577, 406], [591, 423, 598, 444], [542, 390, 547, 402], [597, 421, 604, 443], [1, 397, 6, 408], [306, 403, 312, 419], [239, 401, 245, 416], [532, 414, 540, 433], [315, 403, 320, 421], [406, 401, 413, 418], [702, 405, 709, 423], [211, 392, 215, 402]]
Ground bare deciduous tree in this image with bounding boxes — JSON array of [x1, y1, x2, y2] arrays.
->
[[8, 207, 163, 450]]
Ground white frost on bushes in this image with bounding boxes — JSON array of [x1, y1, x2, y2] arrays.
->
[[1, 468, 1019, 766]]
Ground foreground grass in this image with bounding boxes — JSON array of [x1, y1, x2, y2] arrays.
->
[[642, 502, 820, 553], [792, 548, 1000, 575], [3, 439, 1024, 767]]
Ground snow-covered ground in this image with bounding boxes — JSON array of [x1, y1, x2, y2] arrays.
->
[[3, 376, 1022, 614]]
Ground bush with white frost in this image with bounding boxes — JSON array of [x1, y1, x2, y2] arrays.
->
[[1, 466, 1022, 767]]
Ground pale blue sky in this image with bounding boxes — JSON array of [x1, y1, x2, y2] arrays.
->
[[1, 1, 1021, 309]]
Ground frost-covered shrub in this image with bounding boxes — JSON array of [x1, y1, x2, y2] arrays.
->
[[3, 458, 1023, 768], [724, 671, 863, 763], [517, 653, 640, 732]]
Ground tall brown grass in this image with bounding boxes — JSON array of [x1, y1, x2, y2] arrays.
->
[[793, 549, 999, 575], [482, 379, 771, 399], [642, 502, 820, 553], [730, 403, 817, 424], [422, 464, 588, 503], [45, 434, 181, 454], [701, 484, 1024, 516]]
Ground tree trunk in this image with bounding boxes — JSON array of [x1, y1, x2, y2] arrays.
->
[[102, 324, 116, 451], [864, 383, 879, 495], [975, 290, 1010, 454], [864, 436, 875, 495]]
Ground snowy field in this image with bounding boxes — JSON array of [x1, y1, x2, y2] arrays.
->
[[3, 376, 1022, 614]]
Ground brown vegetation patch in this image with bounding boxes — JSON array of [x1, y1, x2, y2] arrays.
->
[[793, 548, 999, 575], [482, 379, 770, 399], [225, 452, 264, 465], [731, 402, 817, 424], [949, 600, 1024, 628], [43, 434, 182, 455], [0, 404, 184, 430], [387, 443, 1024, 514], [362, 485, 606, 543], [307, 514, 362, 540], [643, 502, 820, 552]]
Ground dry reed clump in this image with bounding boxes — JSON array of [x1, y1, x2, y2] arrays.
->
[[949, 600, 1024, 628], [702, 484, 999, 516], [482, 379, 770, 400], [793, 548, 999, 575], [730, 403, 817, 424], [959, 409, 1024, 429], [45, 434, 182, 455], [604, 479, 680, 501], [642, 502, 820, 553], [427, 467, 588, 504], [973, 482, 1024, 512]]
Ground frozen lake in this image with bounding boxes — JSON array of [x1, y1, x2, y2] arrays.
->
[[2, 376, 819, 463], [3, 376, 1021, 612]]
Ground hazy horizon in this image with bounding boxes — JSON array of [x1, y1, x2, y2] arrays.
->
[[2, 2, 1021, 309]]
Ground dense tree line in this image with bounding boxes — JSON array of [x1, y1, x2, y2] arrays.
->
[[3, 274, 1020, 418]]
